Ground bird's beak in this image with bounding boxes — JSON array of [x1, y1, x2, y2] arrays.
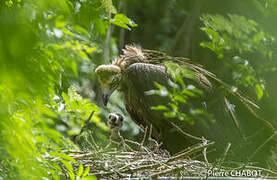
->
[[102, 92, 110, 106], [102, 88, 112, 106]]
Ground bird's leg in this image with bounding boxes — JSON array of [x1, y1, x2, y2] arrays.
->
[[144, 125, 163, 151], [111, 128, 134, 151], [106, 128, 122, 149], [201, 137, 209, 163], [110, 128, 122, 141], [120, 135, 134, 151], [140, 126, 148, 146], [148, 125, 159, 147]]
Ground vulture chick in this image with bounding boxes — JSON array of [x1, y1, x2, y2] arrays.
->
[[106, 113, 125, 149], [95, 45, 276, 164]]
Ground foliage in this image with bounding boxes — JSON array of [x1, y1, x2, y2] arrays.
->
[[149, 62, 212, 125], [200, 13, 276, 100], [0, 0, 137, 179], [200, 14, 274, 59]]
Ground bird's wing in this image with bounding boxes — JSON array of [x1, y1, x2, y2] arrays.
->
[[122, 63, 171, 140], [122, 46, 274, 132], [141, 49, 261, 118], [122, 62, 245, 153]]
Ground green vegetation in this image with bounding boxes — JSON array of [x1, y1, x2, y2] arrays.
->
[[1, 0, 277, 179]]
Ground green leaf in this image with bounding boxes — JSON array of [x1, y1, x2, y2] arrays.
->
[[151, 105, 169, 111], [154, 82, 164, 89], [62, 92, 69, 103], [82, 166, 90, 177], [164, 111, 176, 118], [61, 160, 75, 180], [77, 163, 84, 177], [182, 89, 196, 97], [71, 25, 89, 36], [110, 14, 138, 30], [255, 84, 264, 100], [84, 175, 97, 180], [174, 94, 187, 104], [71, 61, 78, 76]]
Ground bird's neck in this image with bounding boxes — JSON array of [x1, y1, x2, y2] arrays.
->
[[110, 129, 122, 141]]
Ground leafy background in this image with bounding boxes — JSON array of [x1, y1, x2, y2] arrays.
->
[[0, 0, 277, 179]]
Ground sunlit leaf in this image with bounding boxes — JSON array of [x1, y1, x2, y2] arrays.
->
[[255, 83, 264, 100], [61, 160, 75, 179], [151, 105, 169, 111], [77, 163, 84, 177], [82, 166, 90, 177], [110, 14, 138, 30], [84, 175, 97, 180]]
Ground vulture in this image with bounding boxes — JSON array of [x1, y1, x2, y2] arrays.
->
[[95, 45, 276, 165]]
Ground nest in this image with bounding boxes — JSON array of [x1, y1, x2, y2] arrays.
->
[[57, 113, 277, 179], [57, 129, 277, 179], [63, 136, 213, 179]]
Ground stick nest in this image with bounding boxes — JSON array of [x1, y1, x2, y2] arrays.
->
[[59, 126, 277, 179], [63, 140, 212, 179]]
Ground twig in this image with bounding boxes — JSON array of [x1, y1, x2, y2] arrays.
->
[[201, 137, 208, 163], [122, 139, 136, 152], [250, 131, 277, 159], [167, 142, 214, 163], [140, 126, 148, 146], [224, 97, 240, 131], [88, 131, 100, 149], [171, 122, 204, 141], [222, 143, 231, 161], [80, 111, 95, 135], [125, 139, 149, 152], [150, 164, 184, 178]]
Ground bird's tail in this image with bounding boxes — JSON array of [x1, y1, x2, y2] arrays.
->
[[166, 56, 277, 132]]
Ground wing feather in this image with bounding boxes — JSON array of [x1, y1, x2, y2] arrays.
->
[[122, 63, 170, 140]]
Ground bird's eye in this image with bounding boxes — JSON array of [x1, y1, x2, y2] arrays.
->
[[116, 113, 124, 121], [110, 75, 121, 88], [111, 116, 116, 122], [108, 114, 112, 120], [111, 77, 118, 86]]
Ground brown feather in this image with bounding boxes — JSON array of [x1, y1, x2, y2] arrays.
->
[[113, 45, 259, 111]]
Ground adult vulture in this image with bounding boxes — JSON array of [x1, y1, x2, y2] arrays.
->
[[95, 45, 276, 165]]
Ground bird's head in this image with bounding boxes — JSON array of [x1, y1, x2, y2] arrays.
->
[[95, 64, 122, 106], [107, 113, 124, 130]]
